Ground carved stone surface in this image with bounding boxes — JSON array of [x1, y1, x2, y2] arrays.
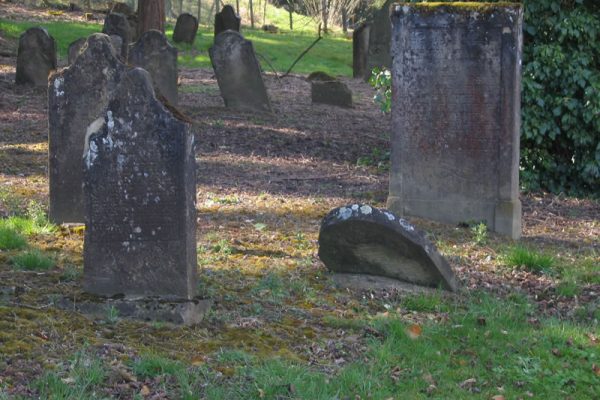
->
[[15, 27, 57, 86], [173, 13, 198, 44], [129, 30, 178, 105], [308, 72, 352, 108], [387, 3, 523, 239], [49, 34, 128, 224], [214, 5, 240, 36], [83, 68, 197, 299], [209, 31, 271, 113], [318, 204, 457, 291], [102, 12, 130, 59], [67, 37, 86, 65], [365, 0, 393, 80], [352, 23, 370, 79]]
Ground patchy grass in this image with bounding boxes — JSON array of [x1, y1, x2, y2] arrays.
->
[[504, 246, 556, 273], [11, 249, 55, 271], [0, 227, 27, 250]]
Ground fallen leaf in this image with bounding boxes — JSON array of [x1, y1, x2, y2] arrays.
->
[[140, 385, 150, 396], [406, 324, 422, 339], [477, 317, 486, 326], [426, 384, 437, 394], [492, 396, 505, 400], [551, 348, 562, 357], [390, 366, 402, 383], [593, 364, 600, 377], [258, 388, 265, 398], [459, 378, 476, 389]]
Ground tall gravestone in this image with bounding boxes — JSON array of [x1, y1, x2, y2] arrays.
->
[[67, 37, 87, 65], [173, 13, 198, 44], [49, 34, 128, 224], [214, 5, 241, 36], [83, 68, 197, 299], [388, 3, 523, 239], [352, 23, 370, 79], [365, 0, 393, 80], [16, 27, 57, 86], [102, 12, 131, 59], [129, 30, 178, 106], [210, 31, 272, 113]]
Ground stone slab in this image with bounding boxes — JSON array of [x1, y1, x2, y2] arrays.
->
[[16, 27, 57, 86], [214, 5, 240, 36], [82, 68, 197, 299], [308, 72, 353, 108], [365, 0, 393, 80], [173, 13, 198, 44], [353, 23, 370, 79], [387, 3, 523, 239], [102, 12, 130, 59], [318, 204, 457, 291]]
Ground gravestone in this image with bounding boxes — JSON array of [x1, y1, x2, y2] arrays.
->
[[308, 71, 352, 108], [209, 31, 272, 113], [214, 5, 240, 36], [15, 27, 57, 86], [352, 23, 370, 79], [49, 34, 128, 224], [67, 37, 86, 65], [83, 67, 197, 299], [388, 3, 523, 239], [365, 0, 393, 80], [129, 30, 178, 105], [102, 12, 130, 59], [319, 204, 457, 291], [173, 13, 198, 44]]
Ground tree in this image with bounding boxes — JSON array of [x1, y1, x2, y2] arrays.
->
[[137, 0, 166, 37], [302, 0, 361, 34]]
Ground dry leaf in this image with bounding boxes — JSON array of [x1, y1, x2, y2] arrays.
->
[[258, 388, 265, 398], [492, 395, 505, 400], [406, 324, 422, 339], [459, 378, 476, 389], [140, 385, 150, 396], [593, 364, 600, 377]]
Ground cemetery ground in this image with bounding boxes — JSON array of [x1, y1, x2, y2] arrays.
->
[[1, 6, 599, 400]]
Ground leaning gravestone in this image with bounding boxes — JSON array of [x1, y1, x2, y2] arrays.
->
[[83, 67, 197, 300], [210, 31, 272, 112], [214, 5, 241, 36], [129, 30, 178, 105], [16, 27, 57, 86], [388, 3, 523, 239], [102, 12, 130, 59], [365, 0, 393, 80], [49, 34, 128, 224], [173, 13, 198, 44], [67, 37, 87, 65], [319, 204, 457, 291], [308, 71, 352, 108], [353, 23, 370, 79]]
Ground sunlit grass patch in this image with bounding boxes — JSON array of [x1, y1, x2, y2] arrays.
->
[[11, 249, 55, 271], [504, 245, 556, 273], [132, 354, 185, 379], [0, 227, 27, 250]]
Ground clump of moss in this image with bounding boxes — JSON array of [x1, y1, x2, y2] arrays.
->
[[394, 1, 521, 14]]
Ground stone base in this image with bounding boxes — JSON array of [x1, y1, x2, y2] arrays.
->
[[332, 273, 454, 294], [494, 200, 522, 240], [57, 295, 212, 326]]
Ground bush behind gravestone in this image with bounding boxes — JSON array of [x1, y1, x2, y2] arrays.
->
[[371, 0, 600, 196]]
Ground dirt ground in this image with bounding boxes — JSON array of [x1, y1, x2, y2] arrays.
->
[[0, 3, 598, 398]]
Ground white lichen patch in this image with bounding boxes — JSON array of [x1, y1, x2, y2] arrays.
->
[[107, 110, 115, 131], [338, 207, 352, 220], [133, 227, 141, 233], [398, 218, 415, 232], [351, 204, 359, 211], [360, 205, 372, 215], [384, 211, 395, 221], [83, 117, 105, 167], [53, 77, 65, 97]]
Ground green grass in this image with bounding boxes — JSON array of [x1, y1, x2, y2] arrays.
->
[[11, 249, 55, 271], [132, 354, 185, 379], [0, 227, 27, 250], [504, 245, 556, 273]]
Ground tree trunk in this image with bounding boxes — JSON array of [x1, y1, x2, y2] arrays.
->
[[341, 6, 348, 34], [289, 9, 293, 30], [236, 0, 240, 15], [321, 0, 328, 34], [249, 0, 255, 28], [198, 0, 202, 23], [263, 0, 267, 26], [178, 0, 183, 15], [137, 0, 166, 38]]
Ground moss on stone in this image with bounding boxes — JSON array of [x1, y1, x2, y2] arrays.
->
[[393, 1, 521, 15]]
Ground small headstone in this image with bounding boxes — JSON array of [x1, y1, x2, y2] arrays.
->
[[102, 12, 130, 59], [388, 4, 523, 238], [353, 24, 370, 79], [67, 37, 86, 65], [318, 205, 457, 291], [173, 13, 198, 44], [308, 71, 352, 108], [83, 67, 197, 299], [49, 34, 128, 224], [111, 2, 134, 16], [365, 0, 393, 80], [262, 24, 279, 33], [15, 27, 57, 86], [129, 30, 178, 105], [209, 31, 272, 113], [214, 5, 241, 36]]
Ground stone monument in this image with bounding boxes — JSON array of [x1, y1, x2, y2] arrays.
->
[[83, 68, 197, 299], [102, 12, 131, 59], [15, 27, 57, 86], [353, 23, 370, 79], [365, 0, 393, 80], [214, 5, 240, 36], [387, 3, 523, 239], [129, 30, 178, 105], [173, 13, 198, 44], [308, 71, 352, 108], [49, 34, 127, 224], [210, 31, 272, 113]]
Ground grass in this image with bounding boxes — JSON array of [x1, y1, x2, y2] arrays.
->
[[11, 249, 55, 271], [0, 227, 27, 250], [505, 245, 556, 273], [132, 354, 185, 379]]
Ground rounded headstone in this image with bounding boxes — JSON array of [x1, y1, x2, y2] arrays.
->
[[102, 12, 131, 59], [318, 204, 457, 291], [16, 27, 57, 86], [214, 5, 241, 36], [308, 71, 353, 108], [173, 13, 198, 44], [67, 37, 87, 65]]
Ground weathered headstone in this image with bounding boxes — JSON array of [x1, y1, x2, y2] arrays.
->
[[111, 2, 134, 16], [365, 0, 393, 80], [308, 71, 352, 108], [102, 12, 130, 59], [173, 13, 198, 44], [214, 5, 240, 36], [49, 34, 128, 224], [209, 31, 272, 113], [15, 27, 57, 86], [352, 23, 370, 79], [319, 204, 457, 291], [83, 67, 197, 299], [388, 3, 523, 239], [129, 30, 178, 105], [67, 37, 86, 65]]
